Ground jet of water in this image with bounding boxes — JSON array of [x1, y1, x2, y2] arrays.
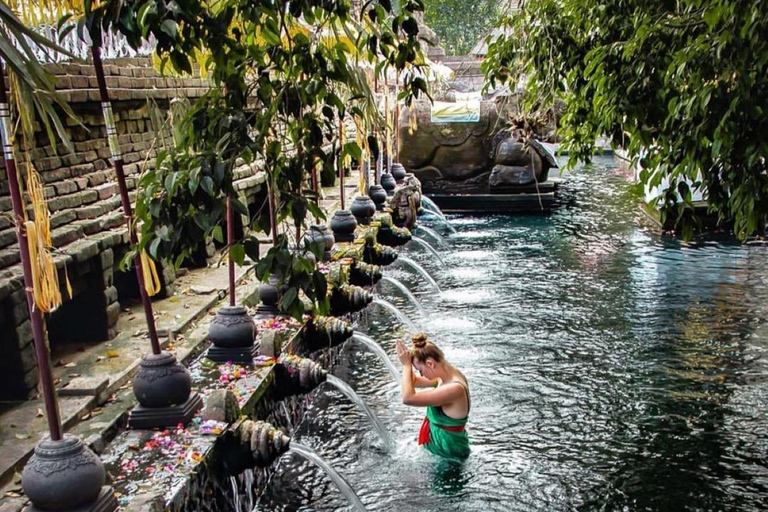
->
[[353, 332, 401, 383], [289, 442, 369, 511], [378, 276, 426, 314], [418, 210, 457, 233], [324, 375, 392, 450], [371, 297, 418, 331], [393, 256, 442, 294], [421, 196, 447, 219], [409, 236, 445, 266], [414, 225, 447, 246]]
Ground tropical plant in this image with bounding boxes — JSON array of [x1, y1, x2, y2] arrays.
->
[[484, 0, 768, 238], [0, 0, 78, 152], [81, 0, 428, 319], [424, 0, 502, 55]]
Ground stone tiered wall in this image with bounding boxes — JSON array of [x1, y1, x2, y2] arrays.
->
[[0, 58, 218, 400]]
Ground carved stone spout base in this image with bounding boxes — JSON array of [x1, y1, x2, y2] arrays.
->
[[206, 344, 259, 364], [26, 487, 118, 512], [128, 392, 203, 430]]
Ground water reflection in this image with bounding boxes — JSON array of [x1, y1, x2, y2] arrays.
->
[[260, 157, 768, 511]]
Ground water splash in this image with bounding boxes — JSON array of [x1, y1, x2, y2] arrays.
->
[[421, 196, 447, 218], [325, 375, 392, 450], [414, 225, 447, 245], [289, 442, 368, 511], [419, 210, 457, 233], [378, 276, 426, 314], [353, 332, 401, 383], [244, 469, 254, 512], [371, 297, 418, 331], [409, 236, 446, 266], [393, 256, 442, 294], [230, 476, 242, 512]]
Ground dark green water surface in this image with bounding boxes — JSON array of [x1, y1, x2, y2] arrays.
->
[[260, 157, 768, 511]]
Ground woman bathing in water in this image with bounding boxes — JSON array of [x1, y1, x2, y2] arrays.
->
[[396, 333, 470, 460]]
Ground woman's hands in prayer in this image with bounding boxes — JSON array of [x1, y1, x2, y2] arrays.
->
[[396, 339, 412, 366]]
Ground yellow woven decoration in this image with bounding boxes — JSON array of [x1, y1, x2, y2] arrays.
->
[[24, 163, 70, 313], [140, 249, 162, 297]]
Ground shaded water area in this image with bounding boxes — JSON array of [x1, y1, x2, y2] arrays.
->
[[259, 157, 768, 511]]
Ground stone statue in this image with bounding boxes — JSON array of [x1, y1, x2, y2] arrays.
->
[[389, 175, 422, 229], [398, 98, 559, 196]]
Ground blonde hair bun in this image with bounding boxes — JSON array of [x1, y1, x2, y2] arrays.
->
[[411, 332, 428, 349]]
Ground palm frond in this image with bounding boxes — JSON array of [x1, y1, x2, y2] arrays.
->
[[0, 0, 79, 152]]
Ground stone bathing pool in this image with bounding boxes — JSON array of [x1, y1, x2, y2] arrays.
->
[[257, 156, 768, 511]]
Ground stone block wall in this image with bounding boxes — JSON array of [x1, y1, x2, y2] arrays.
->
[[0, 57, 219, 400]]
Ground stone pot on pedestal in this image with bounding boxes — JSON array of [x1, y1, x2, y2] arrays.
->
[[368, 185, 388, 211], [380, 173, 396, 196], [128, 352, 203, 429], [330, 210, 358, 242], [206, 305, 257, 364], [256, 274, 283, 315], [350, 195, 376, 225], [391, 163, 407, 183], [22, 435, 118, 512], [304, 225, 335, 261]]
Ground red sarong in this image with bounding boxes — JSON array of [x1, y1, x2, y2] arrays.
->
[[418, 416, 466, 445]]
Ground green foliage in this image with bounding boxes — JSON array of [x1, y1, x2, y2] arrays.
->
[[424, 0, 502, 55], [86, 0, 427, 317], [484, 0, 768, 238], [255, 234, 329, 320]]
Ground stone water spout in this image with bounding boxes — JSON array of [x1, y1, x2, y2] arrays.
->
[[300, 316, 354, 352], [349, 260, 383, 286], [275, 354, 328, 398], [362, 239, 399, 266], [330, 284, 373, 316], [217, 419, 290, 476]]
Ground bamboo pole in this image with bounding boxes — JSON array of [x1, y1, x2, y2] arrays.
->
[[338, 116, 345, 210], [91, 44, 161, 355], [0, 62, 62, 440], [227, 198, 235, 306]]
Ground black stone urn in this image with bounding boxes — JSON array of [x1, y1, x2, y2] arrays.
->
[[302, 225, 327, 261], [304, 224, 335, 261], [391, 162, 407, 183], [381, 173, 396, 196], [207, 306, 257, 363], [369, 185, 388, 211], [349, 260, 383, 286], [350, 195, 376, 225], [133, 352, 192, 408], [330, 210, 358, 242], [22, 436, 105, 511], [329, 284, 373, 315], [257, 273, 281, 314]]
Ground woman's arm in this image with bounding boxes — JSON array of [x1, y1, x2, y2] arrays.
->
[[401, 382, 464, 408], [412, 374, 439, 388]]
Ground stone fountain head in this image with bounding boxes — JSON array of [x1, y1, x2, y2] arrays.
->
[[275, 354, 328, 397], [245, 420, 291, 468], [348, 260, 383, 286], [329, 284, 373, 316], [300, 316, 354, 352], [362, 239, 399, 266]]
